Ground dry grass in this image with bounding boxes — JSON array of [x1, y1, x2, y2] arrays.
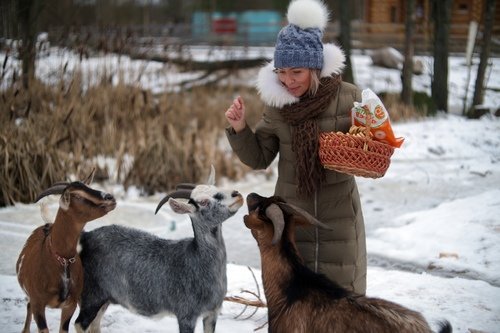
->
[[379, 91, 434, 121], [0, 71, 261, 206], [0, 64, 423, 206]]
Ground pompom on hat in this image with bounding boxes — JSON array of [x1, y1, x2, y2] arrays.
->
[[274, 0, 330, 69]]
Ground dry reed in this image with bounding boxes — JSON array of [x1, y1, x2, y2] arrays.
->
[[0, 69, 259, 206], [0, 63, 423, 206]]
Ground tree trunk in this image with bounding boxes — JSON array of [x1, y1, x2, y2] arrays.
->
[[469, 0, 496, 117], [338, 1, 354, 84], [401, 0, 415, 106], [431, 0, 451, 113], [0, 0, 18, 40], [18, 0, 43, 89]]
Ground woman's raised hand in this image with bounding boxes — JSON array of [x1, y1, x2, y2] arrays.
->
[[225, 96, 246, 133]]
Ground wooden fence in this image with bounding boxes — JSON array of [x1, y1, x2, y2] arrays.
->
[[44, 21, 499, 56], [324, 22, 499, 55]]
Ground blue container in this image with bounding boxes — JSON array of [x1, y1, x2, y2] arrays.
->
[[238, 11, 282, 45], [191, 10, 282, 45]]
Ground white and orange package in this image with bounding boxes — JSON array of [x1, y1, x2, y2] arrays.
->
[[351, 89, 404, 148]]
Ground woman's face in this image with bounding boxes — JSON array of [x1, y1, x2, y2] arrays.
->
[[275, 68, 311, 97]]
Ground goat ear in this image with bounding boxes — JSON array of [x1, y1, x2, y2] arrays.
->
[[59, 191, 71, 211], [277, 202, 333, 230], [206, 165, 216, 186], [168, 198, 195, 214]]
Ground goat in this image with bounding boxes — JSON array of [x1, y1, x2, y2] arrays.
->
[[16, 171, 116, 333], [244, 192, 452, 333], [74, 167, 244, 333]]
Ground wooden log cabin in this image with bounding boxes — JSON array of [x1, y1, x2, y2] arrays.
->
[[328, 0, 500, 55]]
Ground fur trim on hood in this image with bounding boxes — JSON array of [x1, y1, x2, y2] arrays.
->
[[256, 43, 346, 108]]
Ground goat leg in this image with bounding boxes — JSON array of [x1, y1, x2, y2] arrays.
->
[[87, 302, 108, 333], [30, 302, 49, 333], [58, 302, 77, 333], [178, 317, 197, 333], [21, 301, 33, 333], [202, 311, 218, 333], [75, 301, 109, 333]]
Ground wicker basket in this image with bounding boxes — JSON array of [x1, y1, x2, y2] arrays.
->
[[318, 129, 395, 178]]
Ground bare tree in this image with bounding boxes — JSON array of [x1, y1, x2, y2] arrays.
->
[[431, 0, 452, 112], [338, 1, 354, 84], [401, 0, 415, 105], [18, 0, 44, 89], [469, 0, 497, 118], [0, 0, 18, 38]]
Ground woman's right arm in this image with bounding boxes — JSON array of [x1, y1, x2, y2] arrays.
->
[[225, 96, 279, 170]]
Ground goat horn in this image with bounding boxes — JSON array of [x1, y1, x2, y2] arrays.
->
[[176, 183, 196, 190], [82, 168, 96, 185], [35, 183, 70, 202], [265, 204, 285, 245], [277, 202, 333, 230], [206, 165, 216, 186], [155, 189, 192, 215]]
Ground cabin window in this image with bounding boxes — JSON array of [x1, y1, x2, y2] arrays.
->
[[390, 6, 397, 23], [457, 1, 469, 13]]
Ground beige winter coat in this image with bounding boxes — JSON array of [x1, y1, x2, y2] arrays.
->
[[226, 44, 366, 295]]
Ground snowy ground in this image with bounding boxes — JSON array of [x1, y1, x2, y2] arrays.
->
[[1, 47, 499, 332]]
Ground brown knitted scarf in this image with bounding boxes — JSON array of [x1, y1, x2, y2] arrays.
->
[[279, 74, 342, 197]]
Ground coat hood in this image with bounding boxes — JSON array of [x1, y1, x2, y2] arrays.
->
[[256, 43, 346, 108]]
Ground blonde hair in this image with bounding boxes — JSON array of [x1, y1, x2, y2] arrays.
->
[[308, 69, 321, 96]]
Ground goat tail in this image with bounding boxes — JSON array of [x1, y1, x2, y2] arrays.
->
[[437, 320, 452, 333]]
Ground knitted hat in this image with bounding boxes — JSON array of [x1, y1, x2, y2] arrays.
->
[[274, 0, 329, 69]]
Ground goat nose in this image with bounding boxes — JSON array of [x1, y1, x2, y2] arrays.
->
[[231, 191, 240, 197], [103, 193, 114, 201]]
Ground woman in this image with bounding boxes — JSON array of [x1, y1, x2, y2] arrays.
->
[[225, 0, 366, 295]]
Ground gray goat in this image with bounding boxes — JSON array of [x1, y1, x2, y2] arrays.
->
[[74, 168, 243, 333]]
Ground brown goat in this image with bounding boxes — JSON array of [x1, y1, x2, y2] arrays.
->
[[244, 192, 452, 333], [16, 172, 116, 333]]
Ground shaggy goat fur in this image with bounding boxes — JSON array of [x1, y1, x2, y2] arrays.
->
[[75, 169, 243, 333], [244, 192, 452, 333]]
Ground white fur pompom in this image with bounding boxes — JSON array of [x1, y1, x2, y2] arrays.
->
[[287, 0, 329, 31]]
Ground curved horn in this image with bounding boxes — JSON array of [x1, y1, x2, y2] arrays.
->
[[265, 204, 285, 245], [155, 189, 192, 215], [176, 183, 196, 190], [35, 183, 70, 202], [82, 168, 96, 185], [206, 165, 215, 186], [277, 202, 333, 230]]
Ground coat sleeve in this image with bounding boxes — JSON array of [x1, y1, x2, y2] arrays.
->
[[225, 109, 279, 170], [335, 82, 362, 132]]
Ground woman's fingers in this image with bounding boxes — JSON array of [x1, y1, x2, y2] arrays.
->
[[233, 96, 244, 111], [226, 105, 238, 120], [237, 96, 244, 109], [225, 96, 246, 133]]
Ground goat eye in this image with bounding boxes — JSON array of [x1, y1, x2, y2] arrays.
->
[[199, 199, 210, 207]]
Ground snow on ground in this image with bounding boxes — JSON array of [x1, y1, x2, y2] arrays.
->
[[2, 115, 499, 333], [1, 47, 499, 332]]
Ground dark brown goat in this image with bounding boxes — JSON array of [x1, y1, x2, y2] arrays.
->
[[244, 192, 452, 333], [16, 172, 116, 333]]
